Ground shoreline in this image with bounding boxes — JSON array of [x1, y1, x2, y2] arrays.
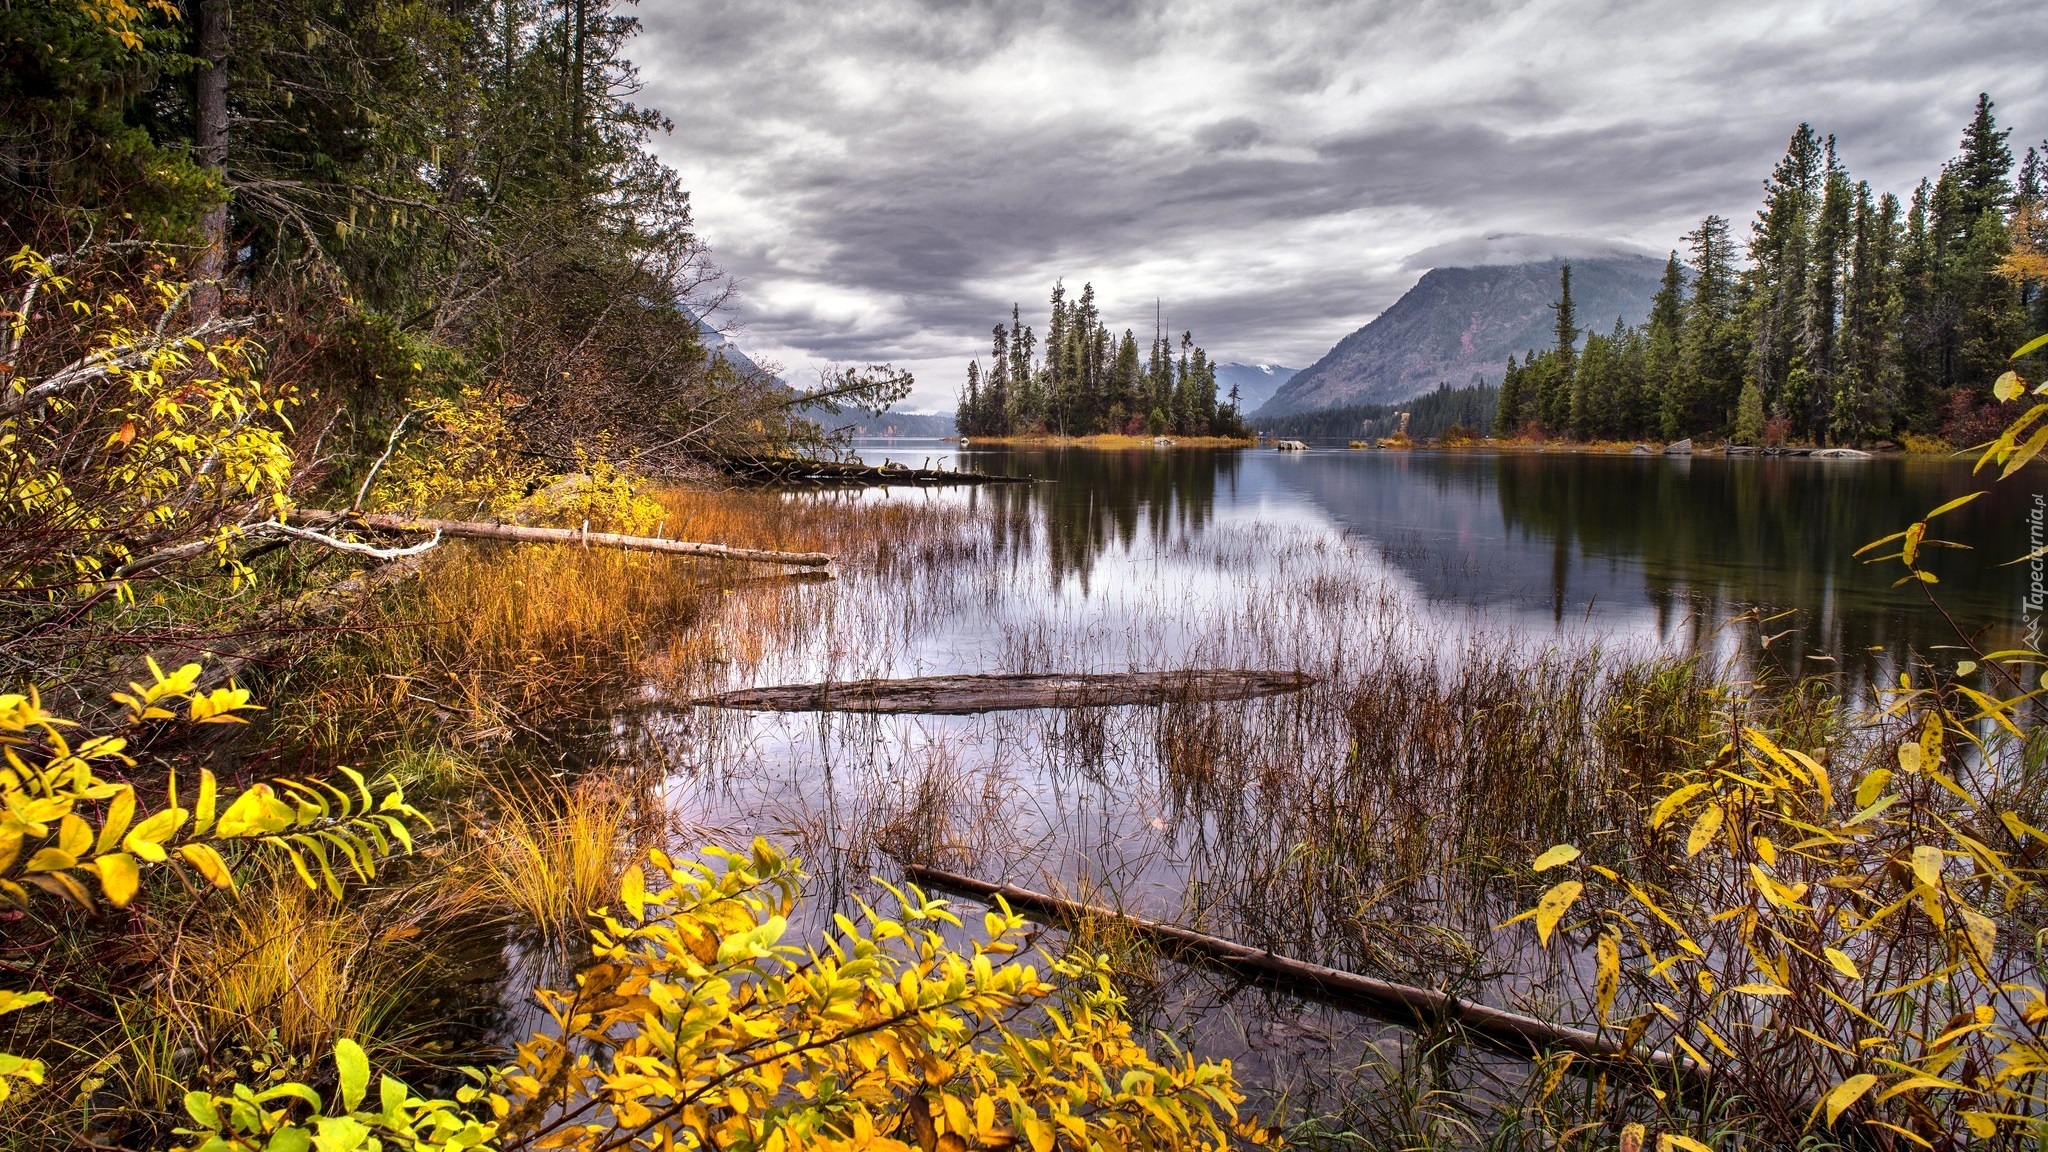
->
[[1326, 437, 1953, 457], [957, 433, 1258, 449]]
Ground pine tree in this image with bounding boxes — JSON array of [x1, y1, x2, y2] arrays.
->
[[1832, 185, 1904, 444], [1953, 93, 2015, 220], [1897, 180, 1941, 412], [1928, 97, 2024, 395], [1111, 331, 1142, 431], [1495, 354, 1527, 435], [1733, 379, 1765, 444], [1553, 263, 1579, 368], [1678, 215, 1742, 435], [1647, 253, 1688, 440], [959, 360, 982, 434], [1795, 146, 1854, 436], [1745, 124, 1824, 423]]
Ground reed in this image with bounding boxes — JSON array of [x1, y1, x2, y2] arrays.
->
[[478, 775, 656, 945]]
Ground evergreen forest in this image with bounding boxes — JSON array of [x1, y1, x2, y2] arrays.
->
[[1251, 382, 1500, 442], [954, 283, 1250, 438], [1495, 97, 2047, 445]]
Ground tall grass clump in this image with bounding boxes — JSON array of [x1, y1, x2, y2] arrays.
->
[[479, 777, 651, 946]]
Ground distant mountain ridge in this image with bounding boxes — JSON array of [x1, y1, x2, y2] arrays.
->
[[1255, 253, 1668, 416], [1212, 362, 1298, 412], [827, 409, 956, 437]]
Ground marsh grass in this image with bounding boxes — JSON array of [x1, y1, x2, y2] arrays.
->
[[631, 482, 1917, 1148], [167, 874, 430, 1056], [476, 770, 686, 958]]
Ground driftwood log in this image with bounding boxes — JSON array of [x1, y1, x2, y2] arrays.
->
[[286, 510, 832, 568], [903, 865, 1704, 1094], [690, 670, 1315, 715], [714, 454, 1032, 487]]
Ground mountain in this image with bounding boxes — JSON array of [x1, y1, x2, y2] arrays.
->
[[691, 312, 776, 381], [821, 409, 957, 437], [1255, 252, 1668, 416], [1211, 362, 1298, 412]]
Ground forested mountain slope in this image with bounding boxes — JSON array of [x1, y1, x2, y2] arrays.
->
[[1257, 255, 1666, 415]]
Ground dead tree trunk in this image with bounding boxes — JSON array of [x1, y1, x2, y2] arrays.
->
[[191, 0, 230, 321], [692, 670, 1313, 714], [902, 864, 1705, 1096], [285, 510, 833, 567]]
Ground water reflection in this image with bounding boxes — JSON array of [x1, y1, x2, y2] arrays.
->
[[886, 443, 2034, 668], [646, 443, 2039, 1120]]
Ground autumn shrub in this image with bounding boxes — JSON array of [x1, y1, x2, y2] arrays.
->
[[1504, 335, 2048, 1149], [0, 660, 433, 1114], [2, 247, 299, 659], [177, 840, 1270, 1152]]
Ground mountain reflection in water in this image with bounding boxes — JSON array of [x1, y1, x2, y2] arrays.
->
[[862, 441, 2031, 676]]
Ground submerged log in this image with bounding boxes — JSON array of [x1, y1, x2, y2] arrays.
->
[[286, 510, 833, 567], [714, 454, 1032, 487], [691, 669, 1314, 715], [904, 865, 1705, 1093]]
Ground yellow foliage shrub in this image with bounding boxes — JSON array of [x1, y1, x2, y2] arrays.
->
[[2, 248, 298, 598], [0, 662, 432, 1111], [1506, 337, 2048, 1146], [176, 841, 1270, 1152]]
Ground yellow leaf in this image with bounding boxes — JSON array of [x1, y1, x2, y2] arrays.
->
[[96, 786, 136, 855], [1748, 865, 1806, 910], [1994, 370, 2024, 402], [1956, 905, 1996, 969], [1824, 948, 1860, 979], [1534, 880, 1583, 947], [1909, 845, 1943, 890], [1658, 1133, 1714, 1151], [95, 852, 140, 907], [56, 814, 92, 859], [177, 843, 234, 890], [1685, 804, 1724, 857], [1532, 844, 1580, 872], [1878, 1074, 1969, 1101], [621, 863, 647, 922], [122, 807, 185, 863], [1650, 783, 1712, 829], [24, 847, 77, 874], [0, 991, 51, 1017], [1822, 1073, 1877, 1127], [192, 771, 218, 836], [1595, 933, 1620, 1025], [1855, 768, 1892, 809], [1897, 742, 1922, 774]]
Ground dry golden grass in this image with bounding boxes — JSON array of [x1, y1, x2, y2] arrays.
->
[[480, 777, 645, 939], [164, 875, 424, 1056]]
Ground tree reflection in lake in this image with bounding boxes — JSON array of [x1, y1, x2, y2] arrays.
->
[[933, 443, 2030, 676]]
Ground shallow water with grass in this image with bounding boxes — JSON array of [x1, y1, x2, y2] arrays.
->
[[623, 444, 2030, 1133]]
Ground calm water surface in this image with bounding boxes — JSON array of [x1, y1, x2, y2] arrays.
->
[[634, 442, 2038, 1112], [894, 441, 2033, 666]]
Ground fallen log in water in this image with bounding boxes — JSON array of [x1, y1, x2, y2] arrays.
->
[[714, 454, 1033, 486], [286, 510, 833, 568], [690, 669, 1314, 714], [902, 864, 1705, 1094]]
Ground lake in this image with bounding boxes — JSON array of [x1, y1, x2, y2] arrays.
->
[[638, 442, 2038, 1118]]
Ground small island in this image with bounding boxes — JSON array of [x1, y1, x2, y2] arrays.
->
[[954, 282, 1252, 442]]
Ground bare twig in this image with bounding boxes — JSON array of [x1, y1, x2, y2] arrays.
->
[[353, 409, 422, 511]]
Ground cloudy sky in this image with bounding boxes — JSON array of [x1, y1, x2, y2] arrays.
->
[[636, 0, 2047, 411]]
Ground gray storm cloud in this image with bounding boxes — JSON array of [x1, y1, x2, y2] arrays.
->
[[634, 0, 2047, 409]]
